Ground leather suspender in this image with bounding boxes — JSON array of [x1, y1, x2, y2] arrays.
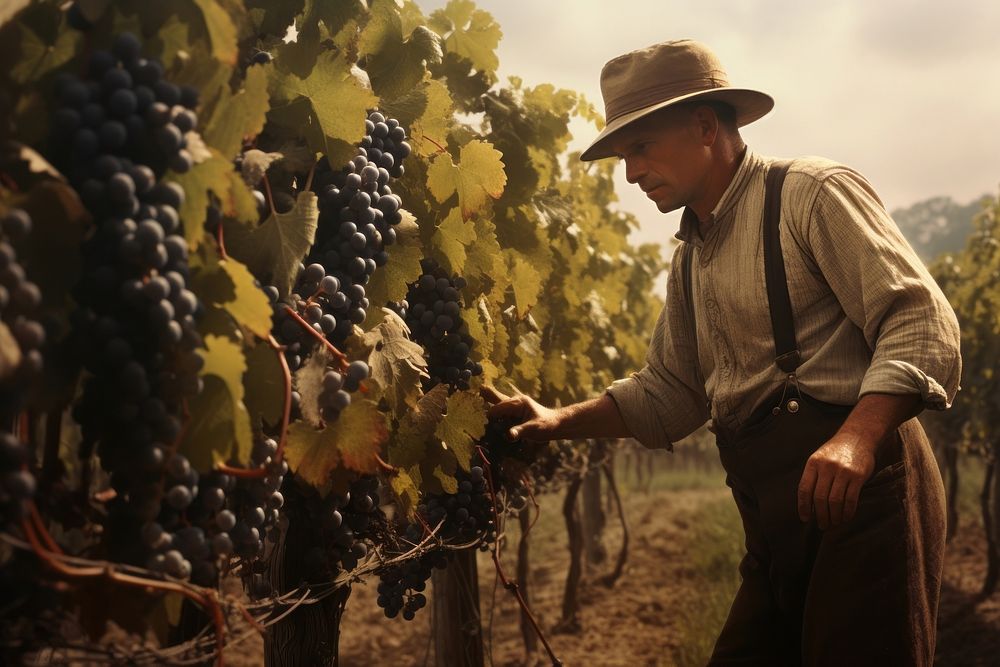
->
[[762, 160, 799, 374], [682, 159, 800, 376]]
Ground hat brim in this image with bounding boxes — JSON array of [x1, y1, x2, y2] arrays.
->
[[579, 88, 774, 161]]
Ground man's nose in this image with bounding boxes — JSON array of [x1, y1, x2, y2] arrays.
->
[[623, 157, 645, 185]]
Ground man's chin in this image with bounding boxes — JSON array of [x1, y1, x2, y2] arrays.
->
[[655, 200, 682, 214]]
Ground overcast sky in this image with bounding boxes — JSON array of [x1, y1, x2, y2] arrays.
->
[[419, 0, 1000, 252]]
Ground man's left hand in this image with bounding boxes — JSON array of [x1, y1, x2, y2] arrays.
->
[[797, 434, 876, 529]]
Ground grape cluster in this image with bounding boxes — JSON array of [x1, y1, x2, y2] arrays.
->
[[0, 209, 45, 390], [392, 259, 482, 390], [0, 432, 34, 526], [420, 464, 497, 549], [228, 434, 288, 564], [260, 475, 381, 599], [305, 110, 412, 341], [317, 360, 369, 423], [139, 454, 236, 585], [48, 33, 206, 570], [375, 550, 446, 620]]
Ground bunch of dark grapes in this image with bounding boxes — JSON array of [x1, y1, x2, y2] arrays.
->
[[420, 464, 497, 549], [305, 110, 411, 343], [227, 434, 287, 568], [391, 258, 482, 391], [47, 33, 206, 573], [140, 454, 236, 585], [375, 549, 446, 620]]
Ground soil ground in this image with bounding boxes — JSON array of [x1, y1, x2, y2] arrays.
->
[[218, 457, 1000, 667]]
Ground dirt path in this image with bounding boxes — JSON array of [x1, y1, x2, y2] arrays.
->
[[221, 482, 1000, 666]]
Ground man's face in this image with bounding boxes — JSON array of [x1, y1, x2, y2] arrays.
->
[[608, 106, 710, 214]]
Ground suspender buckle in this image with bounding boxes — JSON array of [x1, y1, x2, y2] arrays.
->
[[775, 350, 801, 374]]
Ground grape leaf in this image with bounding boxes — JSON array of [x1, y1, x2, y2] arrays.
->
[[284, 399, 388, 487], [0, 323, 21, 383], [433, 207, 476, 274], [391, 383, 449, 468], [7, 13, 81, 85], [363, 209, 423, 321], [427, 140, 506, 219], [269, 50, 378, 169], [204, 63, 271, 161], [244, 0, 304, 38], [388, 467, 419, 518], [428, 0, 501, 77], [190, 251, 273, 340], [404, 78, 452, 158], [240, 148, 283, 186], [360, 0, 442, 102], [167, 149, 257, 250], [223, 190, 319, 297], [358, 310, 427, 416], [191, 0, 239, 65], [186, 334, 253, 470], [294, 346, 330, 428], [434, 390, 486, 471], [461, 215, 503, 289], [244, 342, 285, 429], [509, 255, 543, 317]]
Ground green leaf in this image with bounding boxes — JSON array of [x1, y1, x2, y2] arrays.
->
[[509, 255, 543, 318], [167, 149, 257, 250], [184, 334, 253, 470], [203, 63, 271, 160], [360, 0, 441, 102], [434, 390, 486, 471], [223, 190, 319, 297], [427, 140, 506, 219], [389, 78, 452, 158], [388, 467, 420, 518], [191, 251, 273, 340], [364, 209, 423, 321], [8, 16, 81, 85], [391, 383, 449, 468], [191, 0, 239, 65], [358, 310, 427, 416], [428, 0, 501, 77], [244, 342, 285, 428], [284, 399, 388, 487], [432, 207, 477, 274], [269, 50, 379, 169]]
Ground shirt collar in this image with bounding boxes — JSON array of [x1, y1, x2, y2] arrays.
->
[[674, 147, 762, 244]]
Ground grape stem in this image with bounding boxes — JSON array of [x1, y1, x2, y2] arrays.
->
[[282, 305, 349, 371], [374, 453, 397, 475], [262, 172, 277, 218], [476, 445, 562, 666], [422, 135, 448, 155], [216, 217, 228, 259]]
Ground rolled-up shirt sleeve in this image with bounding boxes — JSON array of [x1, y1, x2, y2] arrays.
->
[[606, 246, 711, 449], [803, 170, 962, 409]]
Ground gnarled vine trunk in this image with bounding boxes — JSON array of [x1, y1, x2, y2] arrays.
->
[[432, 547, 484, 666]]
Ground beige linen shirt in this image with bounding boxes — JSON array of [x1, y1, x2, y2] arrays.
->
[[607, 149, 962, 449]]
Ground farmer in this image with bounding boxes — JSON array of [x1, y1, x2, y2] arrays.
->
[[484, 39, 961, 666]]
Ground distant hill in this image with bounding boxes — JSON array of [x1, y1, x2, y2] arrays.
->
[[890, 195, 991, 262]]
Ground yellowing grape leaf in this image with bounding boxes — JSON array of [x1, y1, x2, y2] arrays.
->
[[167, 149, 257, 250], [204, 63, 271, 161], [244, 342, 285, 429], [433, 207, 477, 274], [359, 310, 427, 416], [460, 215, 503, 287], [428, 0, 501, 76], [427, 140, 506, 219], [191, 252, 273, 340], [360, 0, 442, 103], [201, 334, 253, 464], [407, 79, 453, 158], [389, 467, 420, 518], [434, 390, 486, 471], [223, 190, 319, 297], [294, 346, 330, 428], [191, 0, 239, 65], [363, 209, 423, 317], [509, 255, 543, 318], [284, 399, 388, 487], [391, 383, 449, 468], [269, 51, 378, 168]]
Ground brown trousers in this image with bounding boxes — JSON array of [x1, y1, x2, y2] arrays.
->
[[708, 391, 946, 666]]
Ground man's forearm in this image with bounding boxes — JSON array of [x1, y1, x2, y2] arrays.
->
[[549, 393, 634, 440], [835, 392, 922, 454]]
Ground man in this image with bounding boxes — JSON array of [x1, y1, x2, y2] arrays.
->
[[486, 39, 961, 665]]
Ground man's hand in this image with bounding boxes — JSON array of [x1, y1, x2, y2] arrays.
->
[[797, 434, 876, 529], [481, 386, 561, 441], [796, 392, 921, 529]]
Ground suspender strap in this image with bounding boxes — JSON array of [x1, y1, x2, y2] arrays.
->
[[762, 160, 801, 374]]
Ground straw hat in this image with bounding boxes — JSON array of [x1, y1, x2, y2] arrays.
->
[[580, 39, 774, 161]]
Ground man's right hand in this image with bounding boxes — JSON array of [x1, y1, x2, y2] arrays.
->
[[481, 386, 562, 442]]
